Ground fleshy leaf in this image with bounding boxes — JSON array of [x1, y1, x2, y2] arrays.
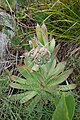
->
[[9, 82, 28, 90], [36, 24, 44, 45], [24, 55, 33, 69], [10, 75, 27, 84], [48, 58, 57, 77], [20, 91, 38, 103], [59, 84, 76, 91], [50, 38, 55, 53], [17, 65, 35, 80], [41, 23, 48, 44], [10, 91, 31, 101], [48, 61, 66, 78], [47, 69, 73, 87], [52, 44, 60, 58]]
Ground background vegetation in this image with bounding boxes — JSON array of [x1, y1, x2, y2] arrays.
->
[[0, 0, 80, 120]]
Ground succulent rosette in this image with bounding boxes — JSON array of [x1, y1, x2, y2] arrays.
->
[[9, 23, 76, 119]]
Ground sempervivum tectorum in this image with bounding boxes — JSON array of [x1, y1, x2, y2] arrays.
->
[[29, 47, 51, 65]]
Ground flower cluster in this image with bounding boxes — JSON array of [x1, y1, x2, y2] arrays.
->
[[29, 47, 51, 65]]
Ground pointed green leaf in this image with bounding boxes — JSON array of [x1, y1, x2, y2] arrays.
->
[[54, 61, 66, 74], [10, 75, 27, 84], [41, 23, 48, 44], [29, 72, 43, 84], [52, 44, 60, 58], [59, 84, 76, 91], [50, 38, 55, 53], [10, 91, 31, 101], [17, 65, 35, 80], [10, 81, 40, 91], [47, 69, 73, 87], [17, 65, 29, 79], [48, 61, 66, 79], [9, 82, 28, 90], [36, 24, 44, 45], [11, 74, 41, 86], [47, 44, 60, 72], [20, 91, 38, 103], [24, 55, 32, 68], [40, 64, 49, 78], [48, 58, 57, 77]]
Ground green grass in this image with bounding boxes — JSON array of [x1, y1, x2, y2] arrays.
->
[[0, 96, 55, 120], [26, 0, 80, 44]]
